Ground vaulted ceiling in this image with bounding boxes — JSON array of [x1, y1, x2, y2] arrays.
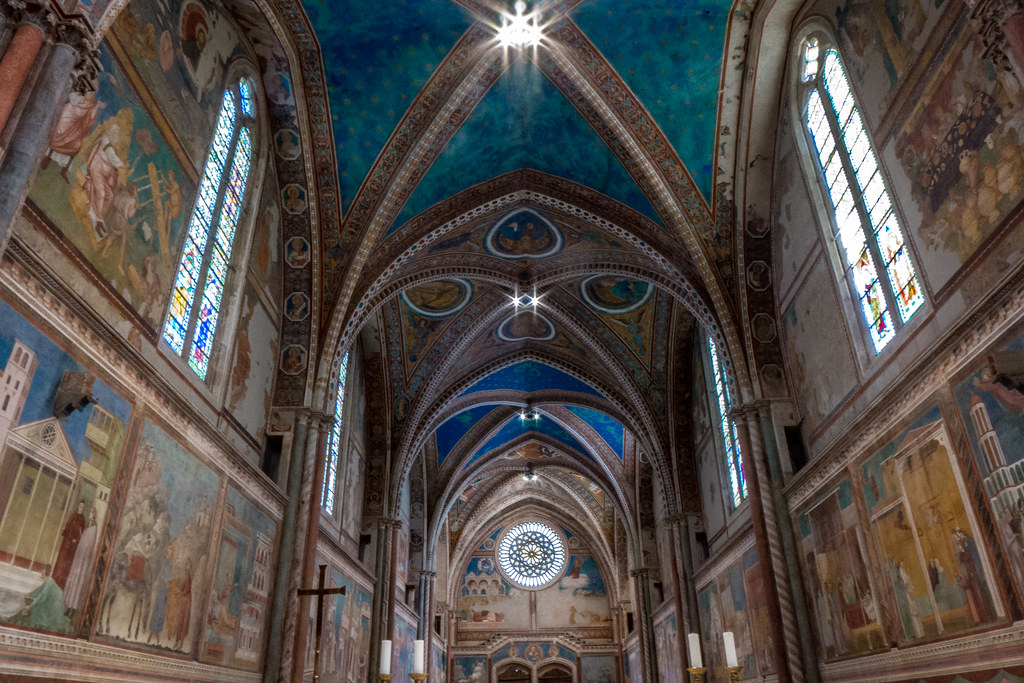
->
[[298, 0, 752, 565]]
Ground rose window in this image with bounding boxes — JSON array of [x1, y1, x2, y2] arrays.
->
[[498, 521, 566, 588]]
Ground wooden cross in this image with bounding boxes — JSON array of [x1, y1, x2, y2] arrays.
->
[[298, 564, 347, 682]]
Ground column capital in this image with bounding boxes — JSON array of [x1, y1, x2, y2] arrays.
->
[[377, 516, 403, 530], [629, 567, 651, 578]]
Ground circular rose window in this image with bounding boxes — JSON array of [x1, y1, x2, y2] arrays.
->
[[497, 521, 567, 588]]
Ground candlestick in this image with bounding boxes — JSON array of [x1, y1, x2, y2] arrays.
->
[[409, 675, 428, 682], [723, 631, 738, 667], [726, 665, 743, 682], [378, 677, 392, 682], [413, 639, 425, 674], [686, 667, 707, 683], [380, 640, 392, 676], [687, 632, 703, 668]]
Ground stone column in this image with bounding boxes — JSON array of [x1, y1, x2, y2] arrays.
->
[[664, 514, 696, 669], [263, 411, 309, 683], [754, 402, 821, 682], [289, 413, 332, 683], [631, 567, 656, 683], [274, 412, 328, 682], [417, 570, 436, 671], [0, 2, 99, 254], [369, 516, 398, 679], [732, 409, 796, 683]]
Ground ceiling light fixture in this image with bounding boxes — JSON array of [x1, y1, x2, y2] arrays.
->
[[497, 1, 543, 49], [510, 287, 542, 310], [522, 462, 538, 481]]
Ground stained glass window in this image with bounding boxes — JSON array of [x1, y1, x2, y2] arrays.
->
[[498, 521, 566, 588], [163, 78, 257, 379], [322, 352, 349, 512], [803, 39, 924, 353], [709, 338, 746, 508]]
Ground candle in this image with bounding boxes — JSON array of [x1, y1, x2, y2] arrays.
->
[[413, 640, 425, 674], [687, 632, 703, 668], [723, 631, 738, 667], [380, 640, 392, 675]]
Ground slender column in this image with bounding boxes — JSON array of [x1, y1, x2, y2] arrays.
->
[[632, 567, 656, 683], [0, 7, 98, 255], [755, 403, 821, 683], [263, 413, 309, 683], [276, 413, 327, 682], [289, 413, 331, 682], [417, 570, 436, 671], [664, 514, 694, 671], [0, 22, 44, 132], [733, 411, 795, 683], [369, 516, 398, 679]]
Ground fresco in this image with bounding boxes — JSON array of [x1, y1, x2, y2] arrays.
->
[[431, 641, 446, 683], [199, 485, 276, 669], [830, 0, 950, 125], [862, 407, 1003, 644], [654, 611, 682, 683], [248, 176, 283, 314], [954, 329, 1024, 593], [458, 556, 526, 628], [459, 360, 604, 399], [0, 301, 132, 635], [484, 209, 564, 259], [536, 554, 612, 629], [571, 0, 730, 201], [391, 615, 417, 683], [31, 45, 195, 329], [581, 654, 616, 683], [435, 405, 500, 466], [317, 567, 372, 683], [399, 280, 473, 378], [108, 0, 243, 164], [228, 283, 278, 442], [393, 60, 663, 231], [495, 312, 557, 343], [742, 547, 774, 675], [797, 479, 884, 659], [781, 260, 858, 431], [453, 655, 487, 683], [697, 584, 724, 677], [96, 419, 220, 654], [718, 560, 755, 674], [469, 415, 591, 467], [895, 29, 1024, 282], [578, 276, 657, 367], [625, 640, 643, 683]]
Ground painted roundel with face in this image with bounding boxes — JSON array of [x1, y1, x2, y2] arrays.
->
[[497, 521, 567, 588]]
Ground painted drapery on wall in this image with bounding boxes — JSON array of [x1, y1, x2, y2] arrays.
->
[[0, 301, 132, 635]]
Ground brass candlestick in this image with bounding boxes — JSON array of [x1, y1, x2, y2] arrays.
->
[[686, 667, 706, 683], [726, 665, 743, 682], [409, 675, 428, 682], [378, 676, 393, 681]]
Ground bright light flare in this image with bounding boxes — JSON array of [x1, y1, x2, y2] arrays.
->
[[496, 1, 543, 49]]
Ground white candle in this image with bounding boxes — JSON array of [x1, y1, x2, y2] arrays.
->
[[723, 631, 738, 667], [687, 632, 703, 668], [380, 640, 392, 675], [413, 639, 425, 674]]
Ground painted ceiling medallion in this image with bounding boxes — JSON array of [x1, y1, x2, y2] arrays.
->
[[485, 208, 563, 259], [497, 311, 557, 342], [579, 276, 653, 314], [399, 278, 473, 317]]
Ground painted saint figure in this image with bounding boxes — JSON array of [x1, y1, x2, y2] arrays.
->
[[953, 527, 995, 624], [63, 506, 99, 619], [43, 91, 101, 182], [53, 500, 87, 588], [173, 558, 193, 650]]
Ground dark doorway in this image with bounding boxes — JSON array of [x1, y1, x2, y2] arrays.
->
[[538, 663, 573, 683], [496, 663, 532, 682]]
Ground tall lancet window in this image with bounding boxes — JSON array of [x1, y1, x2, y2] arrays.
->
[[709, 338, 746, 507], [323, 352, 350, 512], [164, 78, 256, 379], [802, 38, 923, 352]]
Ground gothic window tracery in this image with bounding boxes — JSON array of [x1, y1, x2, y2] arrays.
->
[[322, 352, 350, 512], [709, 338, 746, 508], [800, 37, 924, 353], [163, 78, 256, 379]]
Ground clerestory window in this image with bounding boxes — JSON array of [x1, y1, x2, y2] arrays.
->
[[708, 338, 746, 508], [322, 352, 350, 512], [801, 37, 924, 353], [163, 78, 256, 379]]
